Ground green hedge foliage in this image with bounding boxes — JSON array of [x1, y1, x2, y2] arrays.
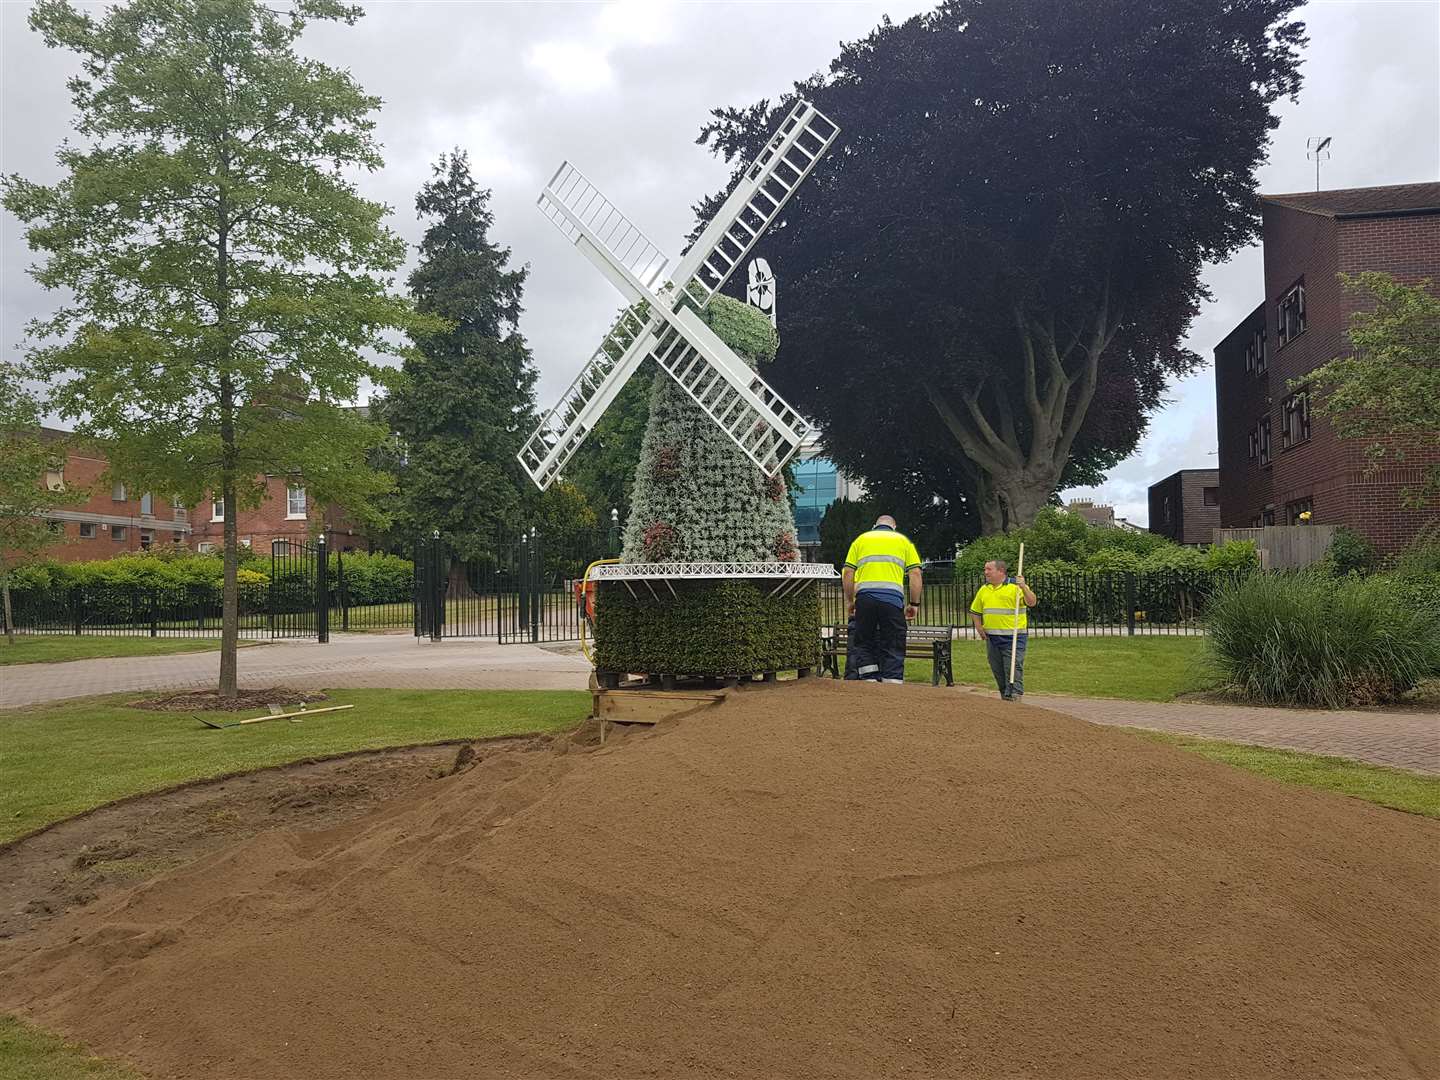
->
[[950, 508, 1257, 578], [594, 580, 821, 677], [1202, 572, 1440, 707]]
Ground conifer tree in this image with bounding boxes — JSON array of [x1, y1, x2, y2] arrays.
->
[[385, 150, 538, 558]]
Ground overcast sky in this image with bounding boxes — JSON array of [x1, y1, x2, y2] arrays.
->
[[4, 0, 1438, 526]]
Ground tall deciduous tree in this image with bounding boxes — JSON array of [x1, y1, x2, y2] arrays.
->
[[1305, 273, 1440, 511], [383, 150, 538, 558], [697, 0, 1306, 533], [0, 369, 86, 643], [3, 0, 430, 695]]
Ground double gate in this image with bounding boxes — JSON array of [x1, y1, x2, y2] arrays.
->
[[414, 526, 619, 643]]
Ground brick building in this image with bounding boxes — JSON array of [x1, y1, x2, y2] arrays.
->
[[1147, 469, 1220, 546], [28, 429, 192, 560], [18, 429, 365, 562], [1213, 182, 1440, 553]]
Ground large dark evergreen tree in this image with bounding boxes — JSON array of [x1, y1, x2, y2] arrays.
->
[[697, 0, 1306, 533], [384, 151, 538, 556]]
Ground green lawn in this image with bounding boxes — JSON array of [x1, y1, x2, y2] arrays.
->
[[1130, 730, 1440, 818], [0, 688, 589, 845], [0, 636, 234, 666], [0, 1016, 139, 1080], [907, 635, 1205, 701]]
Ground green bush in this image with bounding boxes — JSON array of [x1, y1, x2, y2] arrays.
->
[[335, 551, 413, 606], [1202, 572, 1440, 707], [595, 580, 821, 677], [1318, 526, 1377, 577], [1139, 544, 1207, 572], [1083, 547, 1142, 572], [1393, 526, 1440, 576], [1203, 539, 1259, 571], [1386, 571, 1440, 621]]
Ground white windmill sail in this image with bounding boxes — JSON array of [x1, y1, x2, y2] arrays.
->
[[519, 100, 839, 490]]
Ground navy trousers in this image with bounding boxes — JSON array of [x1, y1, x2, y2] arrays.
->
[[851, 594, 907, 681]]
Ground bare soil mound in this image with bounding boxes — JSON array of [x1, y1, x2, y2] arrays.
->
[[128, 687, 330, 712], [3, 682, 1437, 1079]]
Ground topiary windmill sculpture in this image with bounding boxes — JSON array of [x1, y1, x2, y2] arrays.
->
[[518, 102, 840, 683]]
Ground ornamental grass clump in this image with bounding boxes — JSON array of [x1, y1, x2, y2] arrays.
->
[[1202, 572, 1440, 708]]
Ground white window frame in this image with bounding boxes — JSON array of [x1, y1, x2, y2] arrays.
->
[[1277, 281, 1306, 346], [112, 481, 127, 501], [140, 530, 155, 550], [1258, 418, 1272, 467], [286, 485, 308, 520], [197, 541, 215, 554], [112, 525, 128, 541], [140, 491, 153, 516], [44, 468, 65, 492], [78, 522, 98, 539], [212, 497, 224, 522]]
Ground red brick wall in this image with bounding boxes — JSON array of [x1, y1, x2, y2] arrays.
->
[[189, 476, 317, 554], [26, 440, 192, 563], [1148, 469, 1220, 545], [1214, 203, 1440, 553]]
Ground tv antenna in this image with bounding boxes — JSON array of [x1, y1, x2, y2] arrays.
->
[[1306, 136, 1332, 192]]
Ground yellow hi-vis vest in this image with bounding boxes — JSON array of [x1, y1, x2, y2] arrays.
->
[[970, 582, 1029, 632], [844, 527, 922, 604]]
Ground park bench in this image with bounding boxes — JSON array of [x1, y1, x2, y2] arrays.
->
[[820, 624, 955, 686]]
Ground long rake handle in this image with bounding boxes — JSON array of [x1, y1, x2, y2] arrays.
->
[[1009, 543, 1026, 686]]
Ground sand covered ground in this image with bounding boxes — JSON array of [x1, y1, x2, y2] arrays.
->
[[4, 680, 1437, 1079]]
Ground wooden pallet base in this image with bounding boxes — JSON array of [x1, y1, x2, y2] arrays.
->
[[589, 669, 813, 741]]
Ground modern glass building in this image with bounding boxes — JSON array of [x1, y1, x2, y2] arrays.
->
[[791, 437, 864, 559]]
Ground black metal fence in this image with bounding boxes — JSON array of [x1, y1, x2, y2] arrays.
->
[[819, 569, 1228, 636], [415, 524, 623, 643], [5, 581, 273, 637]]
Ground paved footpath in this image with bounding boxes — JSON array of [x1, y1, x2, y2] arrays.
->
[[3, 637, 1435, 773], [0, 634, 592, 709], [1024, 692, 1439, 775]]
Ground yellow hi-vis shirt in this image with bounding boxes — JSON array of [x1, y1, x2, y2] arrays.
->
[[970, 582, 1029, 632], [844, 527, 922, 606]]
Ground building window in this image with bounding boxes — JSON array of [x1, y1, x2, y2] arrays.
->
[[172, 497, 187, 523], [46, 519, 65, 536], [112, 482, 127, 501], [1247, 429, 1258, 461], [140, 530, 155, 551], [1243, 328, 1266, 375], [44, 468, 65, 492], [140, 492, 153, 516], [197, 542, 215, 554], [1202, 486, 1220, 507], [1161, 496, 1172, 524], [212, 497, 224, 522], [1277, 280, 1306, 346], [1258, 418, 1272, 467], [1281, 393, 1310, 449], [1287, 498, 1313, 525], [112, 525, 128, 541], [79, 522, 98, 539], [1251, 515, 1262, 528], [1262, 508, 1276, 526], [286, 485, 308, 519]]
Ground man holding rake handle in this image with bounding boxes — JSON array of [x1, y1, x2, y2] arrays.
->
[[970, 558, 1037, 701]]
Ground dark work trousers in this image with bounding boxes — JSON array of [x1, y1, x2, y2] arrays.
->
[[852, 593, 908, 682], [842, 614, 860, 680], [986, 632, 1028, 698]]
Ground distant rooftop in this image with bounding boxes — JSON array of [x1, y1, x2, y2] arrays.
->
[[1263, 181, 1440, 219]]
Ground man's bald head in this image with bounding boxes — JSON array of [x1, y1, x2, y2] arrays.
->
[[875, 514, 897, 529]]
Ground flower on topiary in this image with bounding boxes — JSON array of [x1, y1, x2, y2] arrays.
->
[[652, 444, 682, 482], [763, 474, 785, 502], [773, 531, 798, 562], [641, 521, 678, 561]]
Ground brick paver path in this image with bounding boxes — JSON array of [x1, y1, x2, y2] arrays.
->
[[1021, 692, 1439, 775], [4, 639, 1435, 773], [0, 634, 591, 709]]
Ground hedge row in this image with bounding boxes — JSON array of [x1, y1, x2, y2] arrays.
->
[[595, 580, 821, 677]]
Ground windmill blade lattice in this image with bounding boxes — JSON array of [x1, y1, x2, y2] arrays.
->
[[518, 100, 839, 490]]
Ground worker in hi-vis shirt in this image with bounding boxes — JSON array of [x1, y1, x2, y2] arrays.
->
[[842, 515, 923, 683]]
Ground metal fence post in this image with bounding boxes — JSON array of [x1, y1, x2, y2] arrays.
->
[[316, 534, 330, 644], [337, 548, 349, 632], [430, 530, 443, 642], [72, 585, 83, 636], [529, 527, 541, 643], [1125, 572, 1136, 637], [517, 531, 530, 639], [149, 587, 159, 638]]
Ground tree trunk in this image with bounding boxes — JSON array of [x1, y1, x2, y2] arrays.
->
[[216, 162, 237, 697], [2, 577, 14, 645], [993, 475, 1055, 534]]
